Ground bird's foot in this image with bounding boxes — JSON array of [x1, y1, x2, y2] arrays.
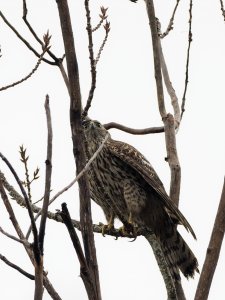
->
[[100, 222, 114, 237], [119, 222, 137, 240]]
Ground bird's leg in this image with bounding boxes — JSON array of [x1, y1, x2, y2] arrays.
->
[[101, 213, 115, 237], [119, 212, 137, 239]]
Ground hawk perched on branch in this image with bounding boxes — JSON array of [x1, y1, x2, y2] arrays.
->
[[83, 119, 198, 280]]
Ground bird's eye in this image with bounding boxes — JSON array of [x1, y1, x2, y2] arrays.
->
[[95, 121, 101, 127]]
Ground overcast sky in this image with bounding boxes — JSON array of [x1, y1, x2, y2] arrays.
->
[[0, 0, 225, 299]]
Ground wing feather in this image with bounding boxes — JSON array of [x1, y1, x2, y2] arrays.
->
[[107, 138, 196, 239]]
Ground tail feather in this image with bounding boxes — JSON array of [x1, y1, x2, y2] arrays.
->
[[145, 230, 199, 281], [161, 230, 199, 279]]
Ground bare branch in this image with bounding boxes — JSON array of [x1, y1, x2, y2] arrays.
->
[[60, 203, 95, 300], [160, 0, 181, 39], [0, 226, 30, 247], [82, 0, 97, 117], [0, 253, 34, 280], [92, 6, 108, 32], [164, 114, 181, 206], [0, 46, 49, 92], [39, 95, 53, 254], [95, 20, 110, 66], [145, 1, 166, 119], [22, 0, 60, 62], [0, 153, 40, 263], [0, 174, 61, 299], [181, 0, 193, 120], [195, 177, 225, 300], [56, 1, 101, 299], [26, 131, 109, 239], [144, 1, 183, 298], [104, 122, 164, 134], [0, 11, 56, 65], [219, 0, 225, 22], [158, 40, 181, 126]]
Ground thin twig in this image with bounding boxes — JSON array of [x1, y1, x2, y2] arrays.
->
[[0, 11, 56, 65], [0, 226, 30, 247], [0, 253, 35, 280], [26, 132, 109, 239], [19, 145, 32, 201], [22, 0, 59, 62], [82, 0, 97, 117], [219, 0, 225, 22], [104, 122, 164, 134], [0, 177, 61, 299], [0, 47, 49, 92], [95, 21, 110, 66], [92, 6, 108, 32], [181, 0, 193, 120], [160, 0, 181, 39], [38, 95, 53, 255], [0, 153, 40, 263]]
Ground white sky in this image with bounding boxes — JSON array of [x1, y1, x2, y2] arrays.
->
[[0, 0, 225, 299]]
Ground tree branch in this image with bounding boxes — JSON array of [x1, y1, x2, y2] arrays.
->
[[55, 1, 101, 299], [0, 44, 49, 92], [82, 0, 97, 117], [0, 152, 40, 263], [104, 122, 164, 134], [158, 39, 181, 126], [145, 0, 166, 119], [60, 203, 95, 300], [181, 0, 193, 120], [0, 10, 56, 65], [22, 0, 60, 63], [145, 1, 184, 298], [0, 253, 35, 280], [195, 177, 225, 300], [160, 0, 181, 39], [39, 95, 53, 253]]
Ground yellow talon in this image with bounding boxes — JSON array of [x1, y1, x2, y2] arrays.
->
[[101, 216, 114, 237]]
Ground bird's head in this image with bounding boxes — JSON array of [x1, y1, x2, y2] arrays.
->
[[82, 119, 110, 153]]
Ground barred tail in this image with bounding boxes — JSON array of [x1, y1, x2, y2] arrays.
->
[[146, 231, 199, 281], [162, 230, 199, 279]]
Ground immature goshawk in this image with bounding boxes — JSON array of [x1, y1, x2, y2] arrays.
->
[[83, 119, 198, 280]]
